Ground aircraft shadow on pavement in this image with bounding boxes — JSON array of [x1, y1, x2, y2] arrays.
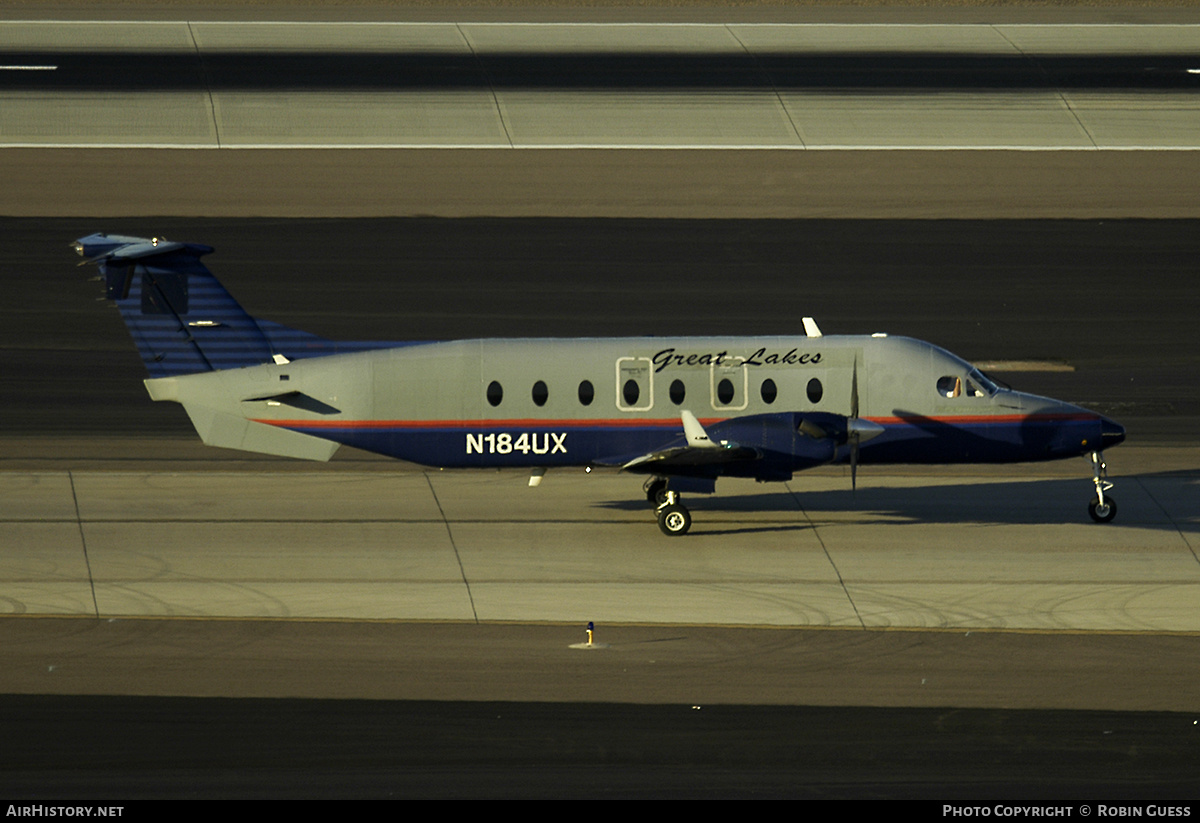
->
[[597, 471, 1197, 532]]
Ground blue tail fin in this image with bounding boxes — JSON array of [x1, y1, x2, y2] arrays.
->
[[73, 233, 331, 377]]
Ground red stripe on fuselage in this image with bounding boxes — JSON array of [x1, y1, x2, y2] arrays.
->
[[869, 412, 1098, 425], [250, 412, 1099, 430], [251, 417, 704, 429]]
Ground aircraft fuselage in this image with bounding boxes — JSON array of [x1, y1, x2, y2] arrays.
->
[[145, 333, 1124, 478]]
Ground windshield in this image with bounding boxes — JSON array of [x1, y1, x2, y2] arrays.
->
[[968, 367, 999, 396]]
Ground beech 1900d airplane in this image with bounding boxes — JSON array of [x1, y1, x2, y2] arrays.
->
[[73, 233, 1126, 536]]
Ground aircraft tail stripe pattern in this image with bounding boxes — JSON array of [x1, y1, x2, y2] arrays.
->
[[74, 233, 349, 377], [111, 260, 276, 376]]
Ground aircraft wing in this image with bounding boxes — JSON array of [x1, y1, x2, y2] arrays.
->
[[620, 410, 759, 472], [601, 409, 874, 484]]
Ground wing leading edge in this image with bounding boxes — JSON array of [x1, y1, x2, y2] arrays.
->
[[611, 409, 868, 484]]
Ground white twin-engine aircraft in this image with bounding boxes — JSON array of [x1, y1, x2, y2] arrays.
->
[[74, 233, 1125, 536]]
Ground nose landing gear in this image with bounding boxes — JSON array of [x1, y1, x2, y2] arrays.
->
[[1088, 451, 1117, 523]]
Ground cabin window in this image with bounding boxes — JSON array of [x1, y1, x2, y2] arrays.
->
[[532, 380, 548, 407], [806, 378, 823, 405], [716, 378, 735, 406], [937, 376, 962, 398], [487, 380, 503, 407], [623, 379, 640, 407], [669, 379, 686, 405], [761, 378, 777, 404], [578, 380, 594, 406]]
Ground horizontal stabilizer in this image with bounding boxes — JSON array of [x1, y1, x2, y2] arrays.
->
[[145, 374, 340, 462], [182, 403, 340, 462]]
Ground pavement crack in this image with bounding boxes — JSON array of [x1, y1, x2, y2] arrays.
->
[[425, 472, 478, 623], [1135, 475, 1199, 567], [187, 22, 222, 148], [787, 482, 865, 629], [67, 471, 100, 619]]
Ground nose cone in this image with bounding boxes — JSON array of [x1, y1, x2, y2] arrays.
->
[[1101, 416, 1126, 450]]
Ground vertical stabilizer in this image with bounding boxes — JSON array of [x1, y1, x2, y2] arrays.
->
[[73, 233, 332, 377]]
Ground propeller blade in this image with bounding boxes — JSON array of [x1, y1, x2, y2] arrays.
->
[[851, 359, 859, 420], [850, 357, 859, 491], [850, 433, 859, 492]]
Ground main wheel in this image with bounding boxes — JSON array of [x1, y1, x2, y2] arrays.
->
[[1088, 496, 1117, 523], [657, 503, 692, 536], [645, 478, 668, 506]]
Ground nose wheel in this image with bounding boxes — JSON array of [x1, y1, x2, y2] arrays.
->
[[1088, 451, 1117, 523], [656, 490, 692, 536]]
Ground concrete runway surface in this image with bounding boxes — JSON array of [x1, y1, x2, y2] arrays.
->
[[2, 18, 1199, 151], [3, 9, 1200, 218], [3, 455, 1199, 631]]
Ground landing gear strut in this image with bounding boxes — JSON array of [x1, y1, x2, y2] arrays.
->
[[1088, 451, 1117, 523], [643, 476, 669, 506], [656, 490, 692, 536]]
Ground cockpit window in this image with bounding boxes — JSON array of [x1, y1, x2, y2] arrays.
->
[[937, 376, 962, 398], [968, 368, 998, 396], [939, 370, 997, 399]]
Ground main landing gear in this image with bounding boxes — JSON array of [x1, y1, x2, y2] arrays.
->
[[656, 491, 692, 536], [643, 476, 670, 506], [644, 477, 692, 535], [1088, 451, 1117, 523]]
